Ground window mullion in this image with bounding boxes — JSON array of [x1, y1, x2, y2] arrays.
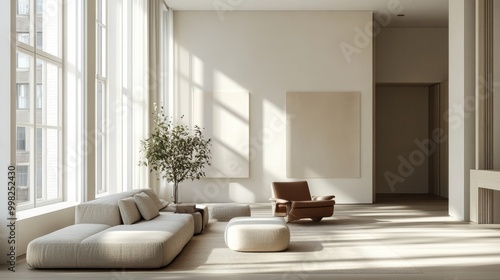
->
[[31, 42, 37, 207], [16, 41, 35, 53], [35, 51, 63, 67]]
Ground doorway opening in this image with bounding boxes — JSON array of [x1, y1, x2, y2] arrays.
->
[[374, 83, 449, 203]]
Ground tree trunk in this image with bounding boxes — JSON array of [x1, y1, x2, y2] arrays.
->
[[173, 182, 179, 204]]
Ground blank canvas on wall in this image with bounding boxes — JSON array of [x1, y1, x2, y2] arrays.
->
[[286, 92, 361, 178], [193, 91, 249, 178]]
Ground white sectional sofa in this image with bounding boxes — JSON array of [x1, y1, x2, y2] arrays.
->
[[26, 189, 207, 269]]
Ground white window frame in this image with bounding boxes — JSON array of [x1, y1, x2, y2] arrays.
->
[[15, 0, 64, 211], [95, 0, 108, 197]]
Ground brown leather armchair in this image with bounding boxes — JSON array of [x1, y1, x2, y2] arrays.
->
[[270, 181, 335, 222]]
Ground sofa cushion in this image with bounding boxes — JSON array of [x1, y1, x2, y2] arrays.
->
[[75, 189, 165, 226], [142, 188, 166, 210], [26, 224, 111, 268], [26, 214, 195, 269], [134, 192, 159, 220], [118, 197, 142, 225], [77, 213, 194, 268], [75, 189, 141, 226]]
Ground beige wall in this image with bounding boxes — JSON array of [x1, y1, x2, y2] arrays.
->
[[376, 86, 429, 194], [0, 0, 12, 264], [494, 1, 500, 170], [492, 1, 500, 223], [448, 0, 475, 221], [17, 206, 75, 256], [174, 11, 373, 203], [376, 28, 448, 84]]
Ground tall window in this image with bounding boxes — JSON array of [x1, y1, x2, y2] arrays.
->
[[96, 0, 108, 196], [15, 0, 63, 210]]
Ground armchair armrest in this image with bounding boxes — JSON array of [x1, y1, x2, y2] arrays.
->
[[269, 198, 290, 204], [270, 198, 291, 216], [312, 195, 335, 201], [292, 200, 335, 208]]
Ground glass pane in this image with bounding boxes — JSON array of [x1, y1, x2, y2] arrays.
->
[[16, 52, 33, 124], [46, 128, 59, 200], [36, 0, 42, 15], [36, 128, 43, 199], [97, 80, 105, 130], [97, 0, 106, 24], [17, 32, 30, 44], [36, 58, 60, 126], [16, 127, 33, 205], [36, 84, 42, 109], [37, 0, 61, 57], [17, 84, 30, 109], [37, 128, 60, 201], [36, 32, 43, 49], [96, 133, 104, 194], [16, 127, 26, 151], [97, 26, 106, 77], [16, 166, 30, 204], [17, 0, 29, 15], [17, 52, 30, 69], [16, 0, 33, 46], [96, 80, 107, 195]]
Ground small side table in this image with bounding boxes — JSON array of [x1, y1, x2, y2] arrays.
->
[[162, 203, 209, 234], [210, 203, 251, 221]]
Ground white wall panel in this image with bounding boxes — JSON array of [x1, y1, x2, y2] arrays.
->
[[193, 91, 249, 178], [286, 92, 360, 178]]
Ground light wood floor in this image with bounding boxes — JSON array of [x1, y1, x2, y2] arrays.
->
[[4, 195, 500, 280]]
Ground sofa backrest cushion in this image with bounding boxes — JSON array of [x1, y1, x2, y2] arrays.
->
[[134, 192, 160, 220], [142, 188, 166, 210], [118, 197, 142, 225], [75, 190, 138, 226], [75, 188, 164, 226]]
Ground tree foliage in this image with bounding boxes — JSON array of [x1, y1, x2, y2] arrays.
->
[[139, 105, 211, 203]]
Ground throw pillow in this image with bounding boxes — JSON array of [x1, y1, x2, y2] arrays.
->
[[142, 188, 166, 210], [134, 192, 160, 220], [118, 197, 142, 225]]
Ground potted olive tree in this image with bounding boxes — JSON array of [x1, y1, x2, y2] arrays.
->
[[139, 105, 211, 204]]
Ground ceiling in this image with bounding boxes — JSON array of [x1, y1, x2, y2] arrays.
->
[[165, 0, 449, 28]]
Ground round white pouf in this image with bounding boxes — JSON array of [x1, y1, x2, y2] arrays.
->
[[211, 204, 251, 221], [224, 217, 290, 252]]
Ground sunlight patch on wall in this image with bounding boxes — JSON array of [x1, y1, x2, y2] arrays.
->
[[286, 92, 361, 178], [229, 183, 255, 202], [193, 91, 250, 178]]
